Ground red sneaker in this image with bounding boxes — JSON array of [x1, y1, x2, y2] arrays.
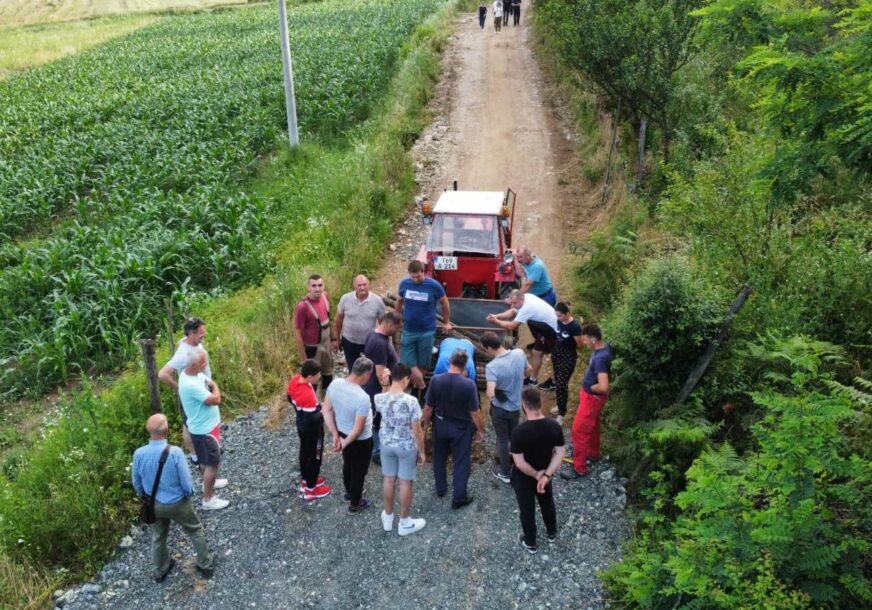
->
[[303, 484, 332, 501], [299, 477, 326, 492]]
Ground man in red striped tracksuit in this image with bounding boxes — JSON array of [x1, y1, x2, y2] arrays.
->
[[288, 359, 332, 500], [562, 324, 612, 479]]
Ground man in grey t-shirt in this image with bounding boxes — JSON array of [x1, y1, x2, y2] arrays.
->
[[323, 357, 375, 512], [482, 332, 531, 483], [333, 275, 385, 373]]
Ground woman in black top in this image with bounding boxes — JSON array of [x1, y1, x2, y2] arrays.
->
[[544, 302, 582, 422], [478, 3, 487, 28]]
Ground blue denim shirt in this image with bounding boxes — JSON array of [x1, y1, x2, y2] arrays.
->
[[131, 440, 193, 505]]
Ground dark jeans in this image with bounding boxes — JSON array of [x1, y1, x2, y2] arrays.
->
[[341, 434, 373, 507], [432, 417, 474, 502], [512, 472, 556, 547], [553, 345, 578, 416], [479, 13, 486, 28], [491, 404, 520, 476], [341, 337, 365, 374], [513, 5, 520, 25], [296, 413, 324, 489]]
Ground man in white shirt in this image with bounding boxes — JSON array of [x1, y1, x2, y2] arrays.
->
[[158, 317, 212, 462], [492, 0, 503, 32], [487, 289, 558, 386]]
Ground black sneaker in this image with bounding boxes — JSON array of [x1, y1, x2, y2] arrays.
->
[[537, 378, 556, 391], [523, 377, 537, 386], [348, 498, 373, 513], [519, 534, 538, 554], [546, 532, 557, 544], [560, 467, 586, 480], [154, 558, 175, 583], [451, 496, 474, 509]]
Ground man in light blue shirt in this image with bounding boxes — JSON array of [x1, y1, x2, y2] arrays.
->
[[178, 347, 228, 510], [515, 245, 556, 306], [132, 414, 213, 582], [323, 357, 375, 512], [433, 337, 477, 380]]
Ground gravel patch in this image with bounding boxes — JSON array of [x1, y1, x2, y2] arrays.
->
[[62, 404, 628, 610]]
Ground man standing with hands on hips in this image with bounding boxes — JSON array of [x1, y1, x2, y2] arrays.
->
[[563, 323, 612, 479], [395, 260, 453, 401]]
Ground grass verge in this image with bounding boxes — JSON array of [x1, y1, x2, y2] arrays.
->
[[0, 3, 457, 607]]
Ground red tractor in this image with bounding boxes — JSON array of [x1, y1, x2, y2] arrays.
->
[[416, 187, 519, 300]]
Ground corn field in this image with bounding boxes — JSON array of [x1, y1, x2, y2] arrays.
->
[[0, 0, 434, 399]]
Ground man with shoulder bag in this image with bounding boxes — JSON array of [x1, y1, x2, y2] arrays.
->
[[132, 414, 214, 582]]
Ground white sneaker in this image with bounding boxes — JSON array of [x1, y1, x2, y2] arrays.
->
[[381, 510, 394, 532], [202, 497, 230, 511], [212, 478, 228, 490], [556, 415, 564, 425], [550, 406, 560, 416], [398, 517, 426, 536]]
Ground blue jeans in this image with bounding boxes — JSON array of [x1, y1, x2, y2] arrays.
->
[[432, 417, 474, 502], [535, 287, 557, 306]]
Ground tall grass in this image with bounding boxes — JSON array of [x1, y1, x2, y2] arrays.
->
[[0, 3, 457, 606]]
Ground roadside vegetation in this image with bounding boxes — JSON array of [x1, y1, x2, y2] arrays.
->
[[536, 0, 871, 606], [0, 0, 458, 607]]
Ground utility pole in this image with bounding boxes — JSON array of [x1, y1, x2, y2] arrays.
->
[[277, 0, 299, 147]]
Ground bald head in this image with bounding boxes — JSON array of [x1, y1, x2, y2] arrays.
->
[[146, 414, 169, 439], [353, 275, 371, 299]]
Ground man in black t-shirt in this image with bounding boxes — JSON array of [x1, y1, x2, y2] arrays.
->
[[510, 386, 565, 554], [363, 312, 401, 464], [422, 349, 485, 509]]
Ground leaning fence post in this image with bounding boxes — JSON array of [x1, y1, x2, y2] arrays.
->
[[140, 339, 162, 414]]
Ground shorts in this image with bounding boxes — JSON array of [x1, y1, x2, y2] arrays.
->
[[190, 425, 222, 467], [528, 320, 557, 354], [400, 330, 435, 369], [380, 445, 419, 481]]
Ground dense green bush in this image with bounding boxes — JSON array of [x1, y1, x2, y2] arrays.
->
[[604, 338, 872, 608]]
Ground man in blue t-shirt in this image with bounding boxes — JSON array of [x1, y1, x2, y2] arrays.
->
[[395, 260, 453, 398], [433, 337, 477, 380], [514, 245, 556, 306], [563, 323, 612, 480]]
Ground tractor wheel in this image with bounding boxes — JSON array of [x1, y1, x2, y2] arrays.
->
[[498, 283, 517, 301]]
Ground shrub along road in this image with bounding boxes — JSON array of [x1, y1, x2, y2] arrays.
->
[[61, 13, 628, 610]]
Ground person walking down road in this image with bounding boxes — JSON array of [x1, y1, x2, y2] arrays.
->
[[287, 359, 332, 501], [511, 387, 565, 554], [487, 289, 558, 387], [562, 324, 612, 480], [178, 347, 229, 510], [295, 275, 335, 394], [133, 414, 214, 582], [479, 2, 487, 28], [512, 0, 521, 26], [362, 312, 401, 464], [503, 0, 510, 26], [422, 349, 485, 509], [334, 275, 385, 373], [158, 317, 211, 465], [432, 336, 477, 380], [482, 331, 531, 484], [540, 302, 583, 425], [395, 260, 453, 400], [323, 357, 375, 512], [375, 363, 427, 536], [492, 0, 503, 31], [514, 245, 556, 306]]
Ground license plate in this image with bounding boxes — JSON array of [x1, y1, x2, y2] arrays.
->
[[433, 256, 458, 270]]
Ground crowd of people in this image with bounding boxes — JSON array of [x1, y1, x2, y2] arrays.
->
[[479, 0, 522, 30], [132, 253, 612, 582]]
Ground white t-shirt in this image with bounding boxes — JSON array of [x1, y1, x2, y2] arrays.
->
[[166, 339, 212, 380], [514, 293, 558, 332], [493, 0, 503, 17]]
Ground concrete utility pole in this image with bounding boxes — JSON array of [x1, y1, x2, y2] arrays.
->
[[277, 0, 300, 146]]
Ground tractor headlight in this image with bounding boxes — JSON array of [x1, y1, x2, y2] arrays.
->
[[503, 251, 514, 264]]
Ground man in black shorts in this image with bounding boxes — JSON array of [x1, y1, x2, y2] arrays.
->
[[487, 289, 558, 386], [510, 387, 565, 554]]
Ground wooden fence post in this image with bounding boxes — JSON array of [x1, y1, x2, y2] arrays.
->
[[140, 339, 162, 414], [601, 102, 621, 206], [673, 285, 753, 406]]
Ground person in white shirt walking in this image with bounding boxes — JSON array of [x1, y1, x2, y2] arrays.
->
[[492, 0, 503, 32]]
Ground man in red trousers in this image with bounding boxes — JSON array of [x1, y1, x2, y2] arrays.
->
[[562, 324, 611, 479]]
